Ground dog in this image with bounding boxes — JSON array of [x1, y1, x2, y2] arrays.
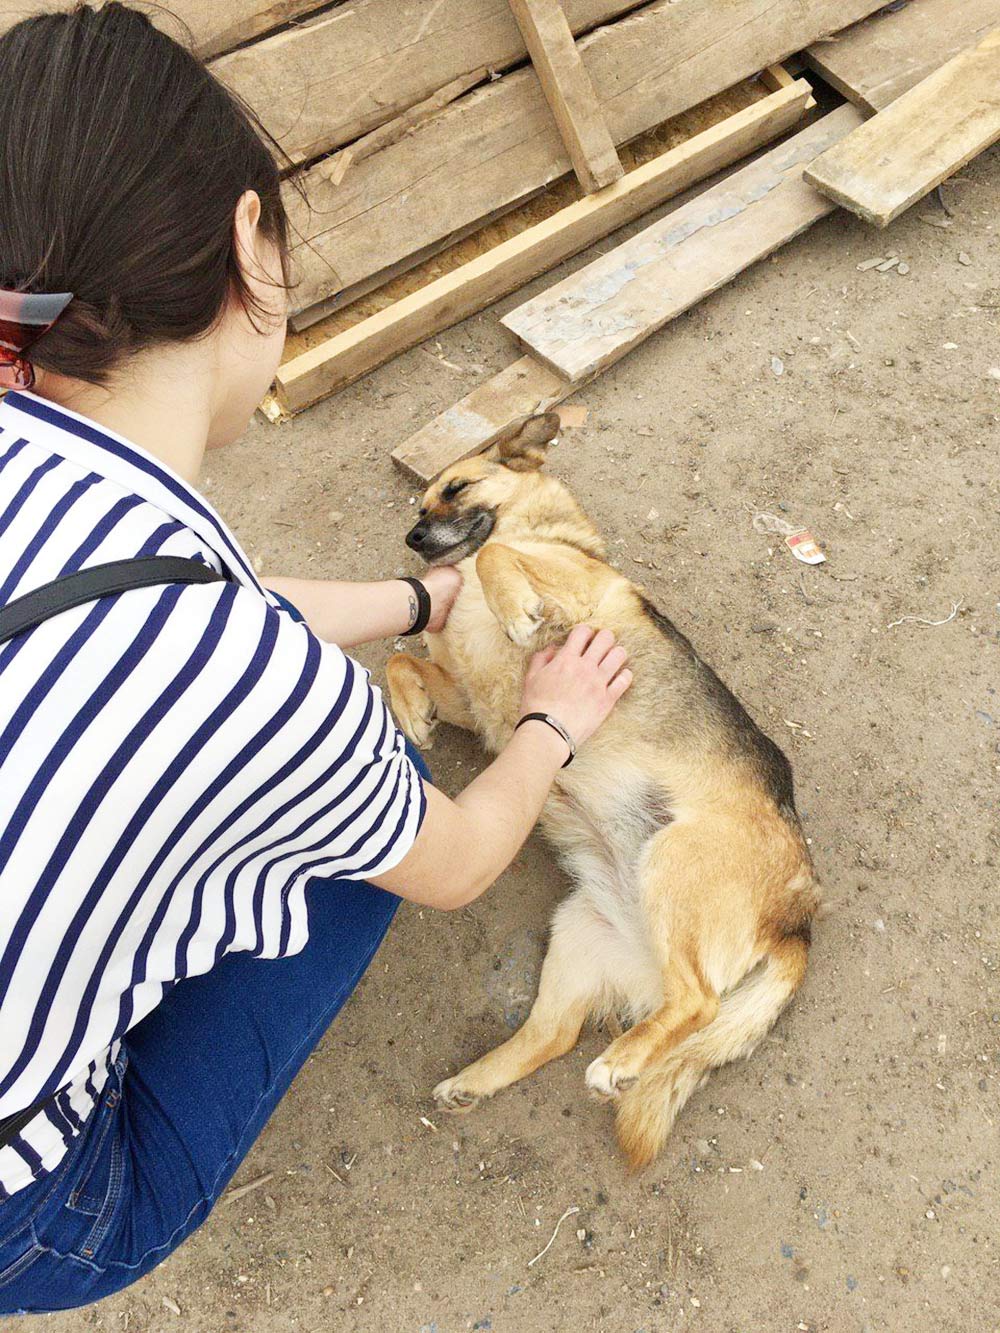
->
[[386, 413, 819, 1169]]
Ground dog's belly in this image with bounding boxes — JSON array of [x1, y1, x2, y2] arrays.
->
[[543, 771, 673, 1019]]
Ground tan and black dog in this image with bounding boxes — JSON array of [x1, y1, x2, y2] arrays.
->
[[387, 414, 819, 1169]]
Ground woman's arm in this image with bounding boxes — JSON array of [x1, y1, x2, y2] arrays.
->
[[264, 566, 462, 648], [373, 627, 632, 909]]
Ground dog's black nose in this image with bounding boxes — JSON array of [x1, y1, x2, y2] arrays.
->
[[405, 522, 429, 552]]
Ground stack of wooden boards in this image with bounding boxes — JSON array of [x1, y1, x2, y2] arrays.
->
[[4, 1, 996, 466], [392, 0, 1000, 481]]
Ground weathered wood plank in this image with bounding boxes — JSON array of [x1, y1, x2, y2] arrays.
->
[[285, 0, 887, 318], [804, 30, 1000, 227], [503, 104, 864, 383], [506, 0, 622, 192], [0, 1, 328, 59], [391, 357, 576, 483], [803, 0, 1000, 113], [274, 83, 810, 413], [213, 0, 646, 168]]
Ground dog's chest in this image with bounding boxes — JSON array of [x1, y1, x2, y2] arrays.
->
[[426, 569, 528, 748]]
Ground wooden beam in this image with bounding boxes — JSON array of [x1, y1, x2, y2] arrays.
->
[[502, 104, 863, 383], [284, 0, 888, 319], [212, 0, 647, 169], [804, 30, 1000, 227], [506, 0, 622, 192], [803, 0, 1000, 113], [274, 82, 811, 414], [391, 357, 576, 483], [0, 1, 329, 59]]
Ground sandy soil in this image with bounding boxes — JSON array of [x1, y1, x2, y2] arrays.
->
[[41, 145, 998, 1333]]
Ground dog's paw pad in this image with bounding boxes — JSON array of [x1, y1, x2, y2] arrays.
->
[[433, 1078, 480, 1113], [585, 1056, 638, 1099]]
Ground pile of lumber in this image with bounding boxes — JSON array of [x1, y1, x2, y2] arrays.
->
[[5, 1, 997, 466]]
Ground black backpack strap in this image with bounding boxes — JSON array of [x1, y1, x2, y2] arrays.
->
[[0, 556, 228, 646]]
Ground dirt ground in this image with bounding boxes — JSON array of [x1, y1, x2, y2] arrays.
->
[[41, 142, 998, 1333]]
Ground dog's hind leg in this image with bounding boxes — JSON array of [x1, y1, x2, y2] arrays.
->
[[387, 653, 474, 748], [585, 948, 719, 1099], [475, 544, 598, 647], [434, 895, 612, 1112]]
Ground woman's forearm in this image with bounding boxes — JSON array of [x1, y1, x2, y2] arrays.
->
[[264, 576, 415, 647], [373, 721, 570, 910]]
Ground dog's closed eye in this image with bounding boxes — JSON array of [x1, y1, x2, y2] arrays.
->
[[442, 479, 473, 501]]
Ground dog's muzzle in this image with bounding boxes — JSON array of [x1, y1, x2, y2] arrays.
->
[[405, 508, 495, 563]]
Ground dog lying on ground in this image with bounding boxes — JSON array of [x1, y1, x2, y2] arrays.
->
[[387, 413, 819, 1169]]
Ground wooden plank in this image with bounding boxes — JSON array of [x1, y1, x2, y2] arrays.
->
[[285, 0, 887, 319], [502, 105, 863, 383], [803, 0, 1000, 113], [213, 0, 646, 169], [0, 1, 328, 59], [275, 84, 809, 413], [804, 31, 1000, 227], [506, 0, 622, 192], [391, 357, 575, 483]]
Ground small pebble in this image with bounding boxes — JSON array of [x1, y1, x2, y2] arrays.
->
[[328, 510, 345, 524], [856, 257, 884, 271], [771, 355, 784, 376], [897, 262, 910, 276], [162, 1297, 182, 1316], [958, 251, 972, 266], [987, 368, 1000, 381], [875, 257, 899, 272]]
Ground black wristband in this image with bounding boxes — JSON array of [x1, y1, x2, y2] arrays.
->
[[514, 712, 576, 767], [399, 577, 432, 636]]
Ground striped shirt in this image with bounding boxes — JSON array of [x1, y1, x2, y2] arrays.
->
[[0, 391, 425, 1200]]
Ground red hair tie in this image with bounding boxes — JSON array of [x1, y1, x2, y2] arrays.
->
[[0, 288, 74, 390]]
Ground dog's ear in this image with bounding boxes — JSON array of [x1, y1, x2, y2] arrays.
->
[[493, 412, 561, 472]]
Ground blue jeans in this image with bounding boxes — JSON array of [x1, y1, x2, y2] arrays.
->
[[0, 601, 427, 1314]]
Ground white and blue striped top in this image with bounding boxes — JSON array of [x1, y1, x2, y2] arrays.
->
[[0, 391, 425, 1199]]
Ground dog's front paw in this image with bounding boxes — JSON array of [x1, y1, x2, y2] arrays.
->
[[585, 1053, 640, 1100], [386, 654, 437, 748], [433, 1075, 481, 1113], [503, 595, 545, 648]]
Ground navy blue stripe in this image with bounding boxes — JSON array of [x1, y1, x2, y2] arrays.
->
[[57, 494, 148, 575], [4, 589, 238, 1097], [42, 1100, 74, 1151], [0, 469, 101, 604], [0, 435, 28, 472], [355, 754, 421, 877], [9, 1135, 42, 1178], [83, 1063, 98, 1103], [3, 394, 259, 587], [0, 454, 62, 586], [55, 1088, 84, 1135]]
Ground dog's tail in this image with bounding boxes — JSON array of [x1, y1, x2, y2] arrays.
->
[[614, 933, 809, 1171]]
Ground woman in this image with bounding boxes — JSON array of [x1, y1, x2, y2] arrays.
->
[[0, 4, 631, 1313]]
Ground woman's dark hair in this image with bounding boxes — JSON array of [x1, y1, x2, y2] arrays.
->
[[0, 2, 290, 385]]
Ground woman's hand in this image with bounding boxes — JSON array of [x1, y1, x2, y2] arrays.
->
[[418, 565, 463, 633], [520, 625, 632, 749]]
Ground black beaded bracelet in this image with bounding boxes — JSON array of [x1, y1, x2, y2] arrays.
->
[[399, 577, 432, 636], [514, 712, 576, 767]]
